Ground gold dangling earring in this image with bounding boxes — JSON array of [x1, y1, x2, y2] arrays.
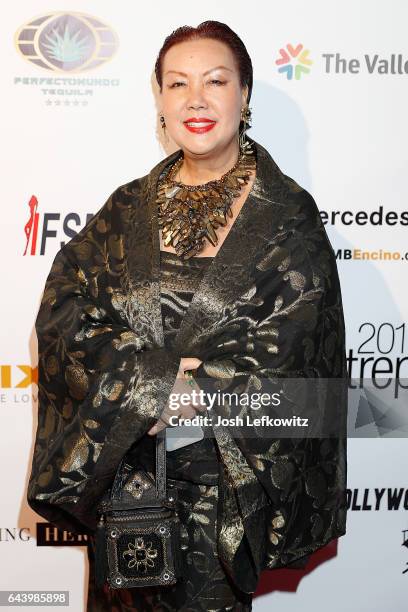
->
[[239, 105, 252, 154], [160, 115, 169, 143]]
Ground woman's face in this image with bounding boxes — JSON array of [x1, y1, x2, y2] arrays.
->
[[160, 38, 248, 157]]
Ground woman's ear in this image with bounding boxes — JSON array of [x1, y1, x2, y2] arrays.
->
[[241, 84, 249, 108]]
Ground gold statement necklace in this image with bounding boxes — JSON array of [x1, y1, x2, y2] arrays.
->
[[156, 140, 256, 260]]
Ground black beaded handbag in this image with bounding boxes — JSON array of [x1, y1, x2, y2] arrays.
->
[[94, 430, 182, 589]]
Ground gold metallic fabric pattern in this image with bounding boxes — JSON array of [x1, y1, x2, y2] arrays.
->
[[27, 136, 347, 595]]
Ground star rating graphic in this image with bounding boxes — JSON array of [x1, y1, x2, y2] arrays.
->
[[45, 99, 88, 106]]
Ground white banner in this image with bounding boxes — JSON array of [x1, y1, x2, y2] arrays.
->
[[1, 1, 407, 610]]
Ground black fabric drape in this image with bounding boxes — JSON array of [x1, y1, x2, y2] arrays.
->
[[27, 137, 348, 593]]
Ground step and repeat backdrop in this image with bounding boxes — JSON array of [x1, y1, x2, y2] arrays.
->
[[1, 1, 407, 610]]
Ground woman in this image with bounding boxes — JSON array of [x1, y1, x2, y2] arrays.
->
[[27, 21, 348, 612]]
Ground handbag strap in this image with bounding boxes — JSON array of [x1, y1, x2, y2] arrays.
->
[[155, 428, 166, 499], [110, 429, 167, 502]]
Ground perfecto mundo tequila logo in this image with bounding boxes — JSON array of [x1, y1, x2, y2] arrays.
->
[[275, 43, 313, 80], [14, 11, 119, 73]]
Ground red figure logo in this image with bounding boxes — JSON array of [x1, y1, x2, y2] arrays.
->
[[24, 195, 39, 256]]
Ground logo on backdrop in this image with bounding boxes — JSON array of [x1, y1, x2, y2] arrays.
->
[[275, 43, 313, 80], [348, 322, 407, 397], [275, 45, 408, 78], [23, 195, 93, 255], [319, 206, 408, 262], [347, 488, 408, 511], [346, 321, 408, 438], [402, 529, 408, 574], [320, 205, 408, 227], [35, 523, 89, 546], [323, 53, 408, 75], [14, 11, 119, 73], [334, 249, 408, 261], [0, 527, 30, 542], [14, 12, 120, 107]]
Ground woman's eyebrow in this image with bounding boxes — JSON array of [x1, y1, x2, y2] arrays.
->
[[164, 65, 233, 77]]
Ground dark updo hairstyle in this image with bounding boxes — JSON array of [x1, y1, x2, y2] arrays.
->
[[154, 20, 253, 134]]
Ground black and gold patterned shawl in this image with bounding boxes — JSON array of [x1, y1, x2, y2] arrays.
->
[[27, 137, 348, 593]]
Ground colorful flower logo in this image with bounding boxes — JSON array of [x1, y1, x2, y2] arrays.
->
[[275, 44, 313, 80], [15, 11, 119, 73]]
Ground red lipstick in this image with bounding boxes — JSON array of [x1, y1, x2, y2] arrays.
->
[[183, 117, 216, 134]]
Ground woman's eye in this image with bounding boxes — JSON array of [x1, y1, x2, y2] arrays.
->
[[169, 80, 226, 88]]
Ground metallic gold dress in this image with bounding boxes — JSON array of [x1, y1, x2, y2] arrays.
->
[[85, 250, 253, 611]]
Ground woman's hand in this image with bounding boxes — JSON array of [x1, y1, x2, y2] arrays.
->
[[147, 357, 204, 435]]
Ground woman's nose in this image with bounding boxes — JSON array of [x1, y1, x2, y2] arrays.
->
[[185, 84, 208, 109]]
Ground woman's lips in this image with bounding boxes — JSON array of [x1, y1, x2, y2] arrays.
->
[[183, 121, 216, 134]]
